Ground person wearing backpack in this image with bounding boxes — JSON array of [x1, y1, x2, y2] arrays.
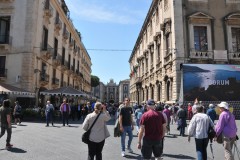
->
[[135, 105, 143, 135], [13, 101, 22, 125]]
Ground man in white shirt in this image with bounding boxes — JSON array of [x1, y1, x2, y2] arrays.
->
[[188, 105, 214, 160]]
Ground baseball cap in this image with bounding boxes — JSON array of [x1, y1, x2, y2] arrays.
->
[[147, 99, 155, 106], [218, 102, 229, 110]]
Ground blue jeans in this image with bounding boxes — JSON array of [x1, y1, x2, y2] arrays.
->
[[121, 126, 133, 151], [195, 138, 209, 160]]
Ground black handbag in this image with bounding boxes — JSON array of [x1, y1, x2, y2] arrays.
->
[[208, 117, 216, 143], [82, 113, 101, 144]]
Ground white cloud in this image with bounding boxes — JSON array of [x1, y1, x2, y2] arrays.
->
[[65, 0, 145, 24]]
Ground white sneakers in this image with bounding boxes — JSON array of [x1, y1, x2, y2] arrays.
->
[[121, 151, 125, 157]]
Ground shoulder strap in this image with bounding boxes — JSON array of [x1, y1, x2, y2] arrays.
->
[[88, 113, 101, 131]]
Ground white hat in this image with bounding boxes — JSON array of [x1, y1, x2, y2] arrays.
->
[[209, 104, 214, 108], [218, 102, 229, 110]]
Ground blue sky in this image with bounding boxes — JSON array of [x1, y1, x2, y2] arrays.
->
[[65, 0, 152, 84]]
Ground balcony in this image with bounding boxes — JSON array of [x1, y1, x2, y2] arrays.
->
[[43, 0, 53, 23], [69, 40, 74, 49], [52, 77, 60, 88], [39, 73, 49, 86], [62, 30, 69, 42], [52, 54, 62, 66], [0, 68, 7, 79], [54, 19, 62, 36], [0, 35, 11, 51], [60, 60, 68, 71], [189, 49, 214, 60], [228, 52, 240, 60], [73, 48, 78, 56], [40, 44, 53, 60], [164, 52, 172, 67]]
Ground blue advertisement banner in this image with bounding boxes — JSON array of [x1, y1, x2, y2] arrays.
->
[[183, 64, 240, 101]]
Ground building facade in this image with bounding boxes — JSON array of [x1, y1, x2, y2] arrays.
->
[[91, 79, 130, 104], [118, 79, 130, 103], [0, 0, 92, 105], [91, 81, 106, 102], [129, 0, 240, 104]]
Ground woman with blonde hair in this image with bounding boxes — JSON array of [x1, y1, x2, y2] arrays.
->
[[82, 102, 111, 160]]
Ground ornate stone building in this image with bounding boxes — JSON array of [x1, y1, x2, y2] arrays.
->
[[129, 0, 240, 104], [0, 0, 92, 105], [91, 82, 106, 102], [118, 79, 130, 103], [91, 79, 130, 104]]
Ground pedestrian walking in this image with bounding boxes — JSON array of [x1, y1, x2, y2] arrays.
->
[[82, 102, 111, 160], [77, 103, 82, 121], [163, 105, 171, 135], [134, 105, 143, 135], [60, 99, 71, 126], [177, 104, 187, 136], [215, 102, 237, 160], [45, 100, 54, 127], [137, 99, 166, 160], [206, 104, 217, 123], [187, 103, 193, 120], [0, 99, 13, 149], [13, 101, 22, 125], [188, 105, 214, 160], [119, 97, 134, 157]]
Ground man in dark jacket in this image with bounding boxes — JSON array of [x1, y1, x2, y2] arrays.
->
[[177, 104, 187, 136], [0, 99, 13, 148]]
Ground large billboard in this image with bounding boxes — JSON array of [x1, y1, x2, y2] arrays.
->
[[183, 64, 240, 101]]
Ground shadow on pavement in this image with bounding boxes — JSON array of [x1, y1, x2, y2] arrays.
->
[[67, 125, 79, 128], [7, 147, 27, 153], [165, 134, 178, 138], [124, 152, 141, 159], [163, 153, 195, 159], [18, 124, 27, 127]]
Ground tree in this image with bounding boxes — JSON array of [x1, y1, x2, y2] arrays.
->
[[91, 75, 100, 87]]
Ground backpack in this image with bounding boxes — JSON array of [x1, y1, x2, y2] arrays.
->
[[137, 111, 143, 120], [16, 105, 21, 113]]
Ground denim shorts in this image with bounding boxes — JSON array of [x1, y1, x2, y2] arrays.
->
[[141, 138, 163, 159]]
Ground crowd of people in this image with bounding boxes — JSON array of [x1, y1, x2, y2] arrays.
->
[[0, 97, 238, 160]]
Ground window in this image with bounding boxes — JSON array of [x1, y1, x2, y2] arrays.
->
[[68, 54, 71, 69], [194, 26, 208, 51], [62, 47, 65, 65], [54, 38, 58, 58], [156, 8, 159, 24], [0, 56, 6, 77], [42, 27, 48, 50], [232, 28, 240, 52], [0, 17, 10, 44], [157, 44, 161, 61], [166, 34, 170, 55]]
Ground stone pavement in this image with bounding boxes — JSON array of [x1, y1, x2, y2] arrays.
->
[[0, 118, 240, 160]]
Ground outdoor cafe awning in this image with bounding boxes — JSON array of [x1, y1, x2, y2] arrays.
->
[[0, 82, 35, 97], [40, 86, 86, 97]]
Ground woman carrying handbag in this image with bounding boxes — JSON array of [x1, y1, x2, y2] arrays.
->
[[82, 102, 111, 160], [215, 102, 237, 160]]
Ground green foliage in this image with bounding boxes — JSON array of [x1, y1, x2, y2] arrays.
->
[[91, 75, 100, 87]]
